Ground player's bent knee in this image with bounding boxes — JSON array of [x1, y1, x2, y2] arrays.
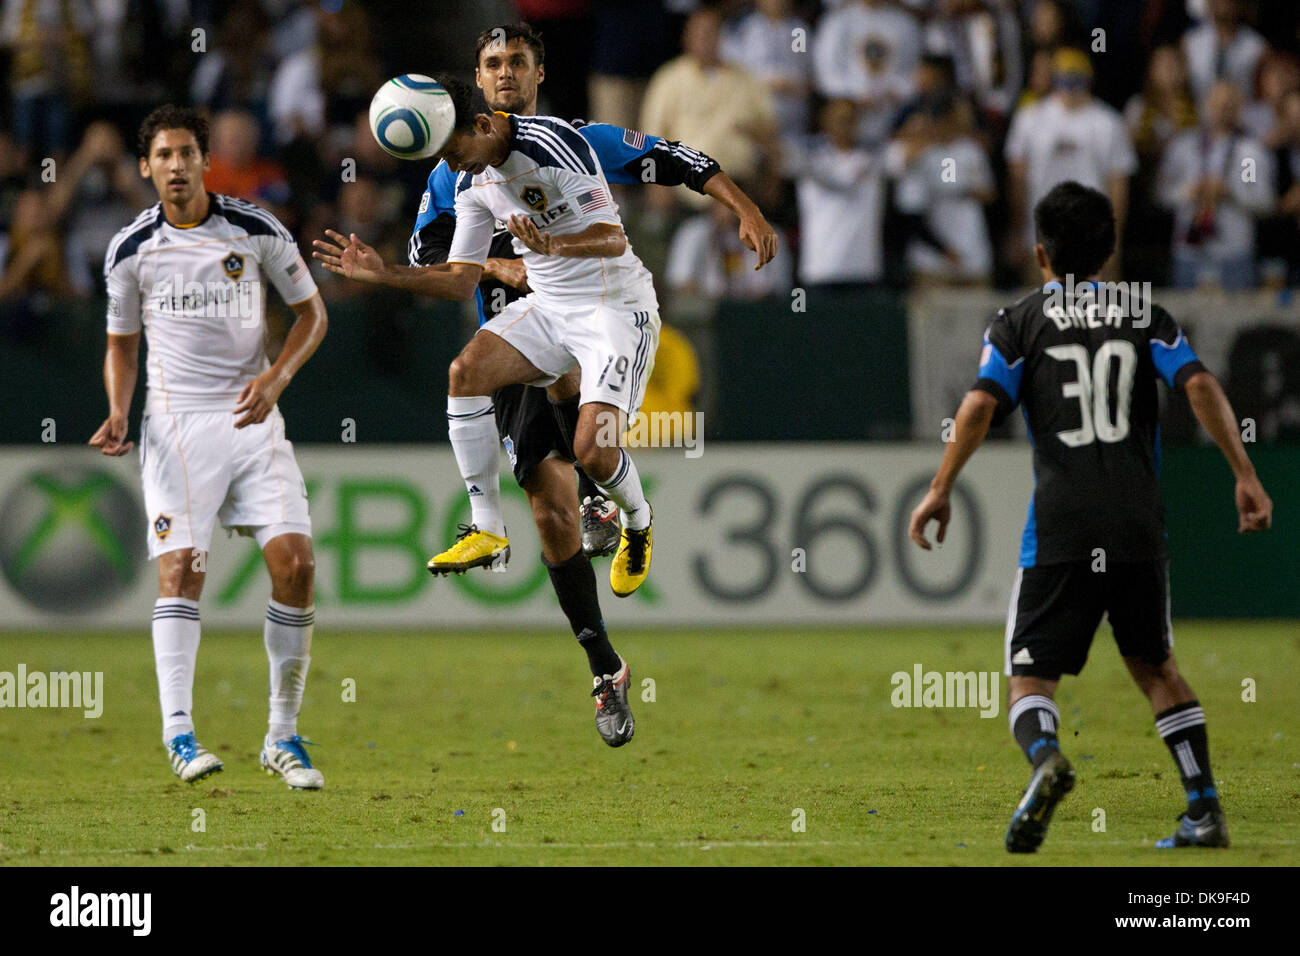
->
[[157, 548, 205, 599], [447, 355, 479, 396]]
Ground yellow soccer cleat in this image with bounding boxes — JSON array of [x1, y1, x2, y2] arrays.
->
[[427, 524, 510, 575], [609, 506, 652, 597]]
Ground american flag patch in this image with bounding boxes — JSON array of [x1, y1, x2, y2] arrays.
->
[[576, 189, 611, 214], [622, 128, 646, 151], [286, 254, 308, 284]]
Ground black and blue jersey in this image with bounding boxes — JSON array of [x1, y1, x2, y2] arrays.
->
[[973, 284, 1206, 567], [406, 120, 721, 323]]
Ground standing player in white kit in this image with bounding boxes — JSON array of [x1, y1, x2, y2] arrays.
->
[[90, 106, 330, 789]]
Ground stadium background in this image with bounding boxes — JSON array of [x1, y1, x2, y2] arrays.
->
[[0, 0, 1296, 630]]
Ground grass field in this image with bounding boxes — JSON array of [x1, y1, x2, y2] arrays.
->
[[0, 623, 1296, 866]]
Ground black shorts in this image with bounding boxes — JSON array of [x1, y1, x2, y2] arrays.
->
[[1004, 558, 1173, 678], [492, 384, 575, 488]]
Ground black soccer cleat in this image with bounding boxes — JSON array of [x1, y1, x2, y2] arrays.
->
[[1155, 809, 1230, 848], [1005, 749, 1075, 853], [580, 495, 620, 558], [591, 658, 634, 747]]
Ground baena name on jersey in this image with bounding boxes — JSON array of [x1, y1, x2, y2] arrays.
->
[[149, 274, 261, 323], [1043, 277, 1152, 331]]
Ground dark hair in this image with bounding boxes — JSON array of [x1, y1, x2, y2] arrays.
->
[[919, 54, 957, 88], [434, 73, 491, 133], [137, 105, 209, 159], [1033, 181, 1115, 279], [475, 22, 544, 67]]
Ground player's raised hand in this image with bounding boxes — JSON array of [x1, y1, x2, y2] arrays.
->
[[737, 212, 778, 270], [88, 413, 133, 457], [311, 230, 385, 281], [233, 370, 287, 429], [1235, 473, 1273, 533], [507, 214, 552, 255], [908, 487, 951, 550]]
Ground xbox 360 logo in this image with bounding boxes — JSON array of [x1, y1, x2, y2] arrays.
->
[[0, 466, 145, 612]]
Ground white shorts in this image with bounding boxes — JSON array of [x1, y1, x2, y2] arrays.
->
[[139, 408, 311, 559], [481, 290, 661, 417]]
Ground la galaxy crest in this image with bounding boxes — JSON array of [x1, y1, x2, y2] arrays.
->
[[520, 186, 547, 212], [154, 514, 172, 540], [222, 252, 245, 281]]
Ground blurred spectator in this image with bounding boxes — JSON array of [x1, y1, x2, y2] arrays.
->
[[1015, 46, 1054, 108], [787, 99, 885, 287], [1004, 48, 1136, 278], [1125, 45, 1199, 165], [888, 95, 995, 284], [0, 188, 87, 341], [1025, 0, 1081, 54], [205, 110, 290, 211], [1242, 50, 1300, 143], [641, 6, 778, 209], [666, 200, 792, 300], [1259, 90, 1300, 285], [721, 0, 812, 149], [1157, 80, 1275, 290], [1, 0, 94, 158], [268, 3, 382, 147], [315, 177, 408, 302], [1182, 0, 1266, 107], [812, 0, 920, 145], [190, 2, 277, 125], [589, 0, 681, 132], [47, 121, 153, 291], [0, 129, 24, 231], [514, 1, 592, 120], [919, 0, 1023, 124]]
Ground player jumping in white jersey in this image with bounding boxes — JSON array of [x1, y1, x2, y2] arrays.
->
[[90, 106, 330, 789], [314, 76, 659, 598]]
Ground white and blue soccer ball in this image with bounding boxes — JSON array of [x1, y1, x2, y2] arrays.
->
[[368, 75, 455, 161]]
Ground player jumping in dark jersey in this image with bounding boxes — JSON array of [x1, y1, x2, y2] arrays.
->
[[908, 181, 1273, 852]]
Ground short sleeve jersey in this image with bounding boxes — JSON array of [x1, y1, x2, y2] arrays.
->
[[104, 193, 317, 415], [973, 284, 1205, 566]]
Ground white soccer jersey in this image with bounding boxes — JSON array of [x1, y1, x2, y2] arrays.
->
[[104, 194, 317, 416], [446, 114, 654, 303]]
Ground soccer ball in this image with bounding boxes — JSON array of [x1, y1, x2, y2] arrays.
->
[[368, 75, 455, 161]]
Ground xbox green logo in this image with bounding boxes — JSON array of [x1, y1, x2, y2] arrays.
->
[[0, 466, 145, 612]]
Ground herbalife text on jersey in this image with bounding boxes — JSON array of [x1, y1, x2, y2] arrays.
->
[[0, 665, 103, 717], [1044, 275, 1153, 329]]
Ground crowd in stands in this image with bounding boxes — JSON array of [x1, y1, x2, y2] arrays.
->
[[4, 0, 1300, 333]]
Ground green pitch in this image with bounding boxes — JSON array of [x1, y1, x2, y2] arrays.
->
[[0, 624, 1296, 866]]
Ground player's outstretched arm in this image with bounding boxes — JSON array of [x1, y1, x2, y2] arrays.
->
[[702, 172, 778, 270], [909, 389, 999, 549], [506, 218, 626, 259], [312, 229, 482, 299], [88, 332, 140, 457], [234, 292, 328, 429], [1183, 370, 1273, 533]]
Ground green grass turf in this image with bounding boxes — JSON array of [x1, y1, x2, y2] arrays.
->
[[0, 624, 1296, 866]]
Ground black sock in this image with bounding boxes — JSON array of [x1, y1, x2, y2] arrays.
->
[[576, 467, 601, 504], [1155, 700, 1219, 817], [1009, 694, 1061, 768], [543, 547, 620, 676], [547, 394, 601, 505]]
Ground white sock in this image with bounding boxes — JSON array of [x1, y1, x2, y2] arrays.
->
[[447, 395, 505, 536], [264, 599, 314, 743], [153, 597, 200, 745], [596, 450, 650, 531]]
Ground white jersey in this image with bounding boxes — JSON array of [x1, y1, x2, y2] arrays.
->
[[446, 114, 654, 304], [104, 193, 318, 416]]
